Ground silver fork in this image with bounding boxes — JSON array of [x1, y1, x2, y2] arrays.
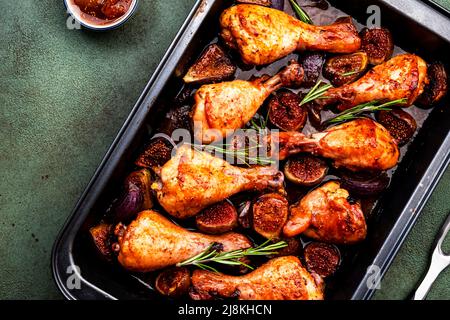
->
[[412, 212, 450, 300]]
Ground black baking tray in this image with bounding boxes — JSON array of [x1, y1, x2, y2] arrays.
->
[[52, 0, 450, 300]]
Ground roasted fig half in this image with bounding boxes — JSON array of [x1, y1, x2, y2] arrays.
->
[[155, 267, 191, 298], [268, 90, 307, 131], [304, 242, 341, 278], [183, 44, 236, 84], [417, 62, 448, 107], [135, 137, 173, 169], [89, 223, 114, 261], [299, 52, 326, 88], [237, 0, 272, 6], [195, 200, 238, 234], [376, 109, 417, 146], [360, 28, 394, 65], [341, 171, 390, 196], [323, 52, 369, 87], [284, 154, 328, 186], [252, 193, 289, 239], [111, 169, 153, 223]]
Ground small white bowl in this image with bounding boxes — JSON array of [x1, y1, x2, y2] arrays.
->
[[64, 0, 139, 31]]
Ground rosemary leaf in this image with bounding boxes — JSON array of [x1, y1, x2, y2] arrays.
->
[[289, 0, 313, 24], [325, 98, 409, 125], [341, 70, 360, 77], [299, 80, 333, 106]]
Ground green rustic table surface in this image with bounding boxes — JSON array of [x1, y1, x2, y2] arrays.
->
[[0, 0, 449, 300]]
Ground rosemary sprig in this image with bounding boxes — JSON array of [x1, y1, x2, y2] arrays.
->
[[194, 143, 275, 166], [249, 112, 269, 133], [176, 240, 288, 272], [325, 98, 409, 125], [299, 80, 333, 106], [289, 0, 313, 24]]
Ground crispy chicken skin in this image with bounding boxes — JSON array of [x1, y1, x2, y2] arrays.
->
[[220, 5, 361, 65], [272, 118, 400, 172], [323, 54, 429, 110], [153, 145, 284, 219], [190, 256, 324, 300], [117, 210, 252, 272], [283, 181, 367, 244], [193, 61, 304, 144]]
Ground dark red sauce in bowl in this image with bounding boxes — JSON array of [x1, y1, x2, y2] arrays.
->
[[66, 0, 137, 30]]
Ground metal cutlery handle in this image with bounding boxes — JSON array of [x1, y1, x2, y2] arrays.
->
[[412, 212, 450, 300]]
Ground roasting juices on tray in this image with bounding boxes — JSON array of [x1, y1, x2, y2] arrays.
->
[[87, 3, 448, 300]]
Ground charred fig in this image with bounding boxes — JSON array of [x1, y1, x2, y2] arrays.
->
[[360, 28, 394, 65]]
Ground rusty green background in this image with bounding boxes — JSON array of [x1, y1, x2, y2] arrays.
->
[[0, 0, 449, 299]]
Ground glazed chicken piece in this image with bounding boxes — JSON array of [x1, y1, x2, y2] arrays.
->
[[152, 145, 284, 219], [270, 118, 400, 172], [193, 61, 304, 144], [116, 210, 252, 272], [190, 256, 324, 300], [220, 4, 361, 65], [322, 54, 429, 111], [283, 181, 367, 244]]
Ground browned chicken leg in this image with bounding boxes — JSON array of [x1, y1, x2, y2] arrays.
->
[[270, 118, 399, 172], [220, 4, 361, 65], [116, 210, 252, 272], [190, 256, 324, 300], [322, 54, 429, 111], [152, 145, 284, 219], [193, 61, 304, 144], [283, 181, 367, 244]]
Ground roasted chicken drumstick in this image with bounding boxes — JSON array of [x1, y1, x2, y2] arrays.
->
[[270, 118, 400, 172], [220, 4, 361, 65], [116, 210, 252, 272], [283, 181, 367, 244], [153, 145, 284, 219], [322, 54, 429, 111], [190, 256, 324, 300], [193, 61, 304, 144]]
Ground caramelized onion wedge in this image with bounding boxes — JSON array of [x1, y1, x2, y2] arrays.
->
[[284, 155, 328, 186], [417, 62, 448, 107], [300, 53, 326, 88], [112, 169, 153, 223], [155, 267, 191, 298], [268, 91, 307, 131], [323, 52, 369, 87], [360, 28, 394, 65], [237, 200, 252, 229], [376, 110, 417, 146], [183, 44, 236, 84], [304, 242, 341, 278], [341, 172, 390, 196], [252, 193, 289, 239], [196, 200, 238, 234]]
